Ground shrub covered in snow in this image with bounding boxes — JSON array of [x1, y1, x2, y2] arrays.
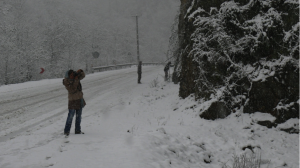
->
[[177, 0, 299, 123]]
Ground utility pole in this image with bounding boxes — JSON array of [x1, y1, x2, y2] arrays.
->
[[133, 15, 142, 84], [133, 15, 140, 63]]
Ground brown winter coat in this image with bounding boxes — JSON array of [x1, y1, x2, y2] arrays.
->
[[63, 71, 86, 109]]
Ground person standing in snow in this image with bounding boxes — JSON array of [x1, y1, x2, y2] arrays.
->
[[137, 61, 142, 84], [164, 61, 172, 81], [63, 69, 86, 136]]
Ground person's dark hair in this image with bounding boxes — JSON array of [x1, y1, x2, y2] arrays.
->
[[68, 69, 74, 76]]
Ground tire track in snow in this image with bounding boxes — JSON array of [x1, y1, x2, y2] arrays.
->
[[0, 69, 137, 117]]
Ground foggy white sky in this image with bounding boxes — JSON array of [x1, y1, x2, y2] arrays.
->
[[28, 0, 180, 62]]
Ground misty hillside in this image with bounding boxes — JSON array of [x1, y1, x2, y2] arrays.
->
[[0, 0, 179, 85]]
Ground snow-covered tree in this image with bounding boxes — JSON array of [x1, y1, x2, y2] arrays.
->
[[178, 0, 299, 123]]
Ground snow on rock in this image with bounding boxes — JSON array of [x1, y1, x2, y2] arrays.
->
[[284, 0, 299, 4], [249, 112, 276, 122]]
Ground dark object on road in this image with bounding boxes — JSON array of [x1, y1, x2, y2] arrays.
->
[[137, 61, 142, 84]]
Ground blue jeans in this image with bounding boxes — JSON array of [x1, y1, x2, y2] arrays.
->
[[64, 109, 82, 133]]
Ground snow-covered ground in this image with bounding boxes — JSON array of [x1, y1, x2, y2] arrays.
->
[[0, 66, 298, 168]]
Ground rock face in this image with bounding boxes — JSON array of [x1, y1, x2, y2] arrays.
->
[[200, 102, 231, 120], [178, 0, 195, 98], [244, 63, 299, 123], [177, 0, 299, 122]]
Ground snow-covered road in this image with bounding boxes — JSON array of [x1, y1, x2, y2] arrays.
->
[[0, 66, 157, 142], [0, 66, 164, 167], [0, 66, 298, 168]]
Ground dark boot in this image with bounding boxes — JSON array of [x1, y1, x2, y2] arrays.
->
[[75, 131, 84, 134]]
